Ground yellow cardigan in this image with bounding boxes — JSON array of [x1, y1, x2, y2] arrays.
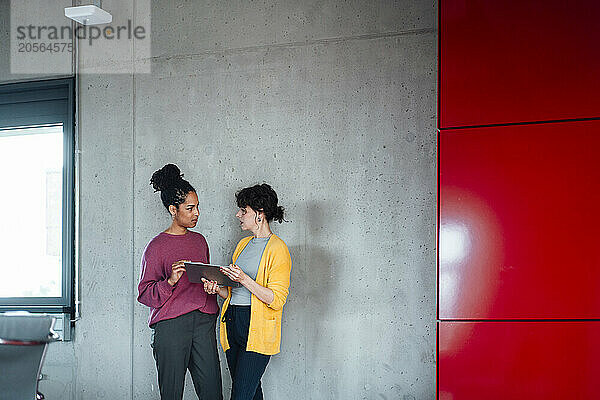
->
[[219, 234, 292, 355]]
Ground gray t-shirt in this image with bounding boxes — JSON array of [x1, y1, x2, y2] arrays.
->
[[230, 237, 270, 305]]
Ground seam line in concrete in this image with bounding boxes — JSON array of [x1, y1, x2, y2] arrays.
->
[[72, 5, 79, 397], [148, 28, 437, 63], [131, 1, 137, 397]]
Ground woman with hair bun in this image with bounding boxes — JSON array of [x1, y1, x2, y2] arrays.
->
[[137, 164, 222, 400], [202, 183, 292, 400]]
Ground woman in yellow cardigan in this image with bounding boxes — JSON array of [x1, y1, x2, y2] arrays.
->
[[202, 183, 292, 400]]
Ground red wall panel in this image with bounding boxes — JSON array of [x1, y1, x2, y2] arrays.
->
[[438, 2, 600, 396], [439, 120, 600, 319], [440, 0, 600, 128], [438, 321, 600, 399]]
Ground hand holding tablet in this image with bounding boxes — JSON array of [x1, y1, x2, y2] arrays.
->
[[220, 264, 245, 283], [201, 277, 221, 294], [184, 262, 241, 287]]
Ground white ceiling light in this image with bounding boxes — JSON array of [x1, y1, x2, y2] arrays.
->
[[65, 4, 112, 25]]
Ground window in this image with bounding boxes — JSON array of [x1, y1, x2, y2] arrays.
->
[[0, 78, 75, 315]]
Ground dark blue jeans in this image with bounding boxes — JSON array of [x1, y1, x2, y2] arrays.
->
[[224, 305, 271, 400]]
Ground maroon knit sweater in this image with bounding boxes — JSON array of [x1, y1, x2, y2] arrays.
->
[[137, 231, 218, 326]]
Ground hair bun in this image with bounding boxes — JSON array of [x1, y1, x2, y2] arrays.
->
[[150, 164, 183, 192], [273, 205, 285, 223]]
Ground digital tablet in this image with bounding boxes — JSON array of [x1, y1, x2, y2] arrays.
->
[[184, 262, 241, 287]]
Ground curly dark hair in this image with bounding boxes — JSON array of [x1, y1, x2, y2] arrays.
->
[[150, 164, 195, 210], [236, 183, 285, 223]]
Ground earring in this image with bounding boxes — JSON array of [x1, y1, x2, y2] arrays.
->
[[257, 217, 262, 222]]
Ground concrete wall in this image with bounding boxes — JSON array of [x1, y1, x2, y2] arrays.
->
[[2, 0, 437, 398]]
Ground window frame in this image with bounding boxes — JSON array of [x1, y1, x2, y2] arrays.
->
[[0, 78, 75, 315]]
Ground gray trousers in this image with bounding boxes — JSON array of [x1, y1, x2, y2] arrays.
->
[[151, 310, 223, 400]]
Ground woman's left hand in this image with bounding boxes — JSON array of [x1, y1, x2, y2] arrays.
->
[[220, 264, 247, 284], [201, 278, 220, 294]]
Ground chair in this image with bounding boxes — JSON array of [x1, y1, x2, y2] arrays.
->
[[0, 313, 59, 400]]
